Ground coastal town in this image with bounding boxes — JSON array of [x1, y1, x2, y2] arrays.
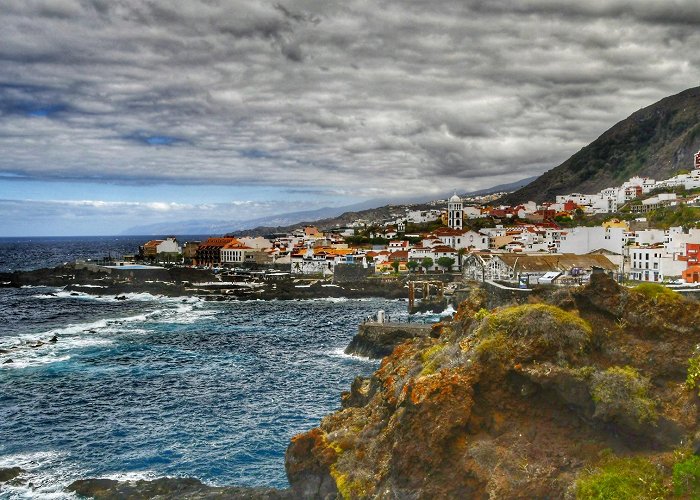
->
[[124, 150, 700, 288]]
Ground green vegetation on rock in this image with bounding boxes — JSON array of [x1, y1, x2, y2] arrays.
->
[[686, 354, 700, 395], [647, 204, 700, 230], [419, 343, 447, 377], [673, 454, 700, 498], [574, 455, 666, 500], [632, 282, 682, 303], [474, 303, 592, 362], [590, 366, 657, 426]]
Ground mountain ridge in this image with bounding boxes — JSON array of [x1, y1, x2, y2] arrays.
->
[[499, 86, 700, 205], [121, 176, 536, 236]]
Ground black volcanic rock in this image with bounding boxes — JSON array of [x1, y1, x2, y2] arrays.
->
[[345, 323, 434, 359], [0, 467, 24, 483], [66, 477, 292, 499], [501, 86, 700, 204]]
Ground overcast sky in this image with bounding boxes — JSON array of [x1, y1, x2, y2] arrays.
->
[[1, 0, 700, 235]]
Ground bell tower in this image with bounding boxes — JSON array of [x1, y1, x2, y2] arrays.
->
[[448, 193, 463, 230]]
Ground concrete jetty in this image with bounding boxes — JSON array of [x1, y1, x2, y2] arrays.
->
[[345, 322, 435, 359]]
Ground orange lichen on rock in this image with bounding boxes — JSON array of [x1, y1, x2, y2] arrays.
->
[[285, 275, 700, 498]]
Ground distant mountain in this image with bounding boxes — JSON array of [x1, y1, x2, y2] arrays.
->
[[120, 200, 385, 236], [500, 86, 700, 204], [463, 176, 538, 197], [122, 175, 537, 237]]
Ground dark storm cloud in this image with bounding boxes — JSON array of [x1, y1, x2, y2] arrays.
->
[[1, 0, 699, 198]]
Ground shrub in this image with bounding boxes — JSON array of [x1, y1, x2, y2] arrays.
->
[[474, 303, 592, 362], [590, 366, 657, 426], [575, 455, 666, 499], [632, 282, 681, 304], [473, 308, 490, 322], [673, 454, 700, 497], [686, 354, 700, 395]]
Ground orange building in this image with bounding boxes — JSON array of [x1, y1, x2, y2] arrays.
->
[[683, 265, 700, 283]]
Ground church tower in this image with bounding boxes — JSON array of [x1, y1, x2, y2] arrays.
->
[[448, 193, 463, 230], [694, 149, 700, 170]]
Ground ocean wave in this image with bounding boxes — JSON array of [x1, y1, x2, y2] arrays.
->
[[33, 290, 201, 304], [327, 347, 377, 362], [1, 355, 72, 370], [0, 450, 80, 499], [0, 303, 219, 369], [102, 470, 158, 482]]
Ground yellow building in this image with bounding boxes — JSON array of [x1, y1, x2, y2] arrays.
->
[[602, 218, 630, 230]]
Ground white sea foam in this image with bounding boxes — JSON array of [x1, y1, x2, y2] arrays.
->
[[0, 450, 82, 499], [2, 355, 72, 370], [314, 297, 348, 303], [0, 302, 217, 369], [33, 290, 201, 304], [327, 347, 377, 362], [102, 470, 158, 482]]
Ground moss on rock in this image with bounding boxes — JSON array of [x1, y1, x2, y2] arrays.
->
[[590, 366, 657, 428], [574, 454, 666, 500], [474, 303, 592, 364]]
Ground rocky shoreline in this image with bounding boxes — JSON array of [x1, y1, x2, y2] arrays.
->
[[0, 263, 409, 301], [7, 275, 697, 498]]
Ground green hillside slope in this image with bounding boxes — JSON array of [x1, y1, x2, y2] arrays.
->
[[501, 86, 700, 204]]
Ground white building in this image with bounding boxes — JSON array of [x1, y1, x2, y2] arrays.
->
[[406, 209, 442, 224], [628, 246, 685, 282], [655, 169, 700, 191], [155, 237, 181, 254], [238, 237, 273, 250], [447, 194, 463, 230], [558, 227, 628, 256], [463, 206, 483, 219], [221, 241, 254, 265]]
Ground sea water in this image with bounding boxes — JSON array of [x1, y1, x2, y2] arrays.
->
[[0, 238, 448, 498]]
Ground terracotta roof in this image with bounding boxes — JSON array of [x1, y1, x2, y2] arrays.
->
[[389, 250, 409, 261], [432, 246, 457, 253], [199, 237, 238, 249], [223, 241, 252, 250]]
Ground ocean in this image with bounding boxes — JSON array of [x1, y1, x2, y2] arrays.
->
[[0, 237, 446, 498]]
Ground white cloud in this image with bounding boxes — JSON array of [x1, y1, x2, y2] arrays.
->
[[0, 0, 698, 199]]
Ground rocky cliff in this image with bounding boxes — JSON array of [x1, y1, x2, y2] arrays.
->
[[286, 276, 700, 498], [500, 86, 700, 204]]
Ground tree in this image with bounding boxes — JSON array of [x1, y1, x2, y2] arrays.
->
[[421, 257, 434, 272], [437, 256, 455, 272], [391, 260, 400, 274], [407, 260, 419, 273], [457, 248, 467, 268]]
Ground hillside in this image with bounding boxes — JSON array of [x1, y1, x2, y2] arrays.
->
[[234, 177, 536, 237], [501, 86, 700, 204]]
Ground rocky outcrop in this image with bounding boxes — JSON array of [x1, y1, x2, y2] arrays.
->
[[285, 275, 700, 498], [344, 323, 435, 359], [0, 264, 410, 301], [0, 467, 24, 484], [66, 477, 291, 499]]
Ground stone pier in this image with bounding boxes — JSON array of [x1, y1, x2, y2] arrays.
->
[[345, 322, 435, 359]]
